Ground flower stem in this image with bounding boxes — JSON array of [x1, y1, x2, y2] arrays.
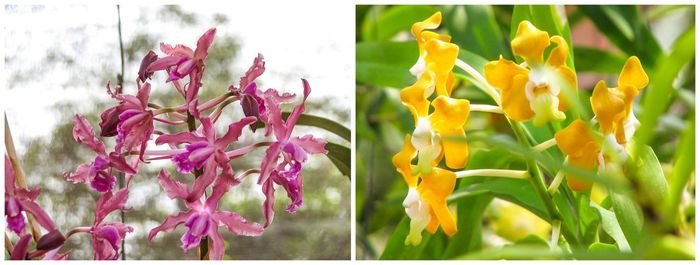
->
[[550, 219, 561, 249], [510, 121, 579, 246], [455, 169, 529, 179], [548, 158, 568, 194], [4, 114, 42, 243], [469, 104, 503, 114], [115, 5, 127, 260], [454, 58, 501, 105], [533, 138, 557, 152]]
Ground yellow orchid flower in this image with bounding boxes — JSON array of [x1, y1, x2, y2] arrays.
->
[[591, 56, 649, 146], [393, 135, 457, 246], [554, 119, 601, 191], [409, 11, 459, 97], [484, 21, 577, 126], [400, 81, 470, 174]]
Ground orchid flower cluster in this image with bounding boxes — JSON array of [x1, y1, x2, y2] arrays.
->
[[394, 12, 649, 246], [6, 28, 327, 260]]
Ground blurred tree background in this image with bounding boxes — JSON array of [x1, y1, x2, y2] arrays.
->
[[5, 5, 350, 260], [356, 5, 694, 259]]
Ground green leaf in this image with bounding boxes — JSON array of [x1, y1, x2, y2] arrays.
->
[[379, 217, 435, 260], [369, 5, 436, 41], [631, 145, 669, 212], [591, 202, 631, 252], [578, 6, 662, 67], [635, 27, 695, 153], [458, 177, 551, 221], [294, 113, 350, 142], [663, 115, 695, 226], [356, 41, 417, 88], [442, 194, 492, 259], [324, 142, 350, 178], [588, 242, 620, 253], [573, 46, 628, 73], [442, 5, 510, 59], [609, 192, 643, 250]]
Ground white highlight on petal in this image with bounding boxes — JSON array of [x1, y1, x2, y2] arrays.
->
[[411, 118, 442, 175], [597, 133, 629, 171], [409, 54, 426, 78], [623, 110, 640, 141], [403, 188, 430, 246]]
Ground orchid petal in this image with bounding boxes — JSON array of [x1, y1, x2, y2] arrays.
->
[[262, 178, 275, 227], [18, 198, 56, 231], [146, 55, 182, 73], [108, 152, 136, 175], [11, 234, 32, 260], [283, 79, 311, 140], [216, 116, 256, 148], [5, 156, 16, 195], [138, 50, 158, 82], [72, 115, 106, 155], [290, 135, 327, 155], [155, 131, 203, 146], [194, 28, 216, 60], [208, 225, 225, 260], [157, 169, 188, 200], [213, 211, 264, 236], [148, 210, 194, 243], [186, 161, 217, 202], [95, 188, 130, 224], [238, 53, 266, 91]]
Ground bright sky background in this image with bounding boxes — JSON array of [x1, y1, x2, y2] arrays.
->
[[3, 3, 354, 153]]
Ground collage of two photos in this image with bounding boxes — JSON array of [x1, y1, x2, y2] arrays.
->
[[2, 2, 697, 262]]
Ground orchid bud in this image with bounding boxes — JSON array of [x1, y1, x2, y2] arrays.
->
[[37, 229, 66, 251]]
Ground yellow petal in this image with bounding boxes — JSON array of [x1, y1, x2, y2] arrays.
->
[[392, 135, 418, 187], [553, 65, 577, 111], [501, 73, 534, 121], [590, 80, 626, 135], [511, 21, 550, 64], [484, 56, 529, 91], [418, 168, 457, 236], [446, 71, 456, 96], [555, 120, 600, 191], [412, 12, 442, 42], [400, 74, 432, 123], [618, 56, 649, 91], [424, 39, 459, 97], [546, 36, 569, 67], [555, 120, 599, 159], [429, 96, 470, 169]]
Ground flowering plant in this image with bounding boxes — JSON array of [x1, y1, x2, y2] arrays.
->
[[5, 27, 349, 260], [357, 5, 695, 260]]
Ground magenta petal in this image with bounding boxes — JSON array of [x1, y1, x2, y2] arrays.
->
[[216, 116, 257, 148], [184, 213, 211, 238], [262, 178, 275, 227], [18, 198, 56, 231], [180, 231, 202, 252], [108, 152, 137, 175], [157, 169, 188, 200], [200, 117, 216, 143], [257, 142, 282, 185], [6, 213, 26, 234], [283, 79, 312, 139], [11, 233, 32, 260], [95, 188, 129, 224], [148, 210, 193, 243], [238, 53, 266, 91], [282, 142, 308, 163], [137, 82, 151, 107], [146, 55, 182, 73], [194, 28, 216, 60], [291, 135, 327, 155], [6, 196, 22, 216], [186, 161, 217, 202], [208, 225, 225, 260], [72, 115, 106, 155], [64, 163, 92, 184], [90, 171, 115, 193], [212, 211, 264, 236], [155, 132, 203, 146], [138, 50, 158, 82], [43, 248, 70, 260], [99, 106, 121, 137], [205, 171, 238, 210], [96, 225, 121, 250], [160, 43, 194, 57]]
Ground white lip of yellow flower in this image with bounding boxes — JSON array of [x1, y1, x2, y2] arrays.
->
[[410, 52, 427, 78], [623, 111, 640, 141], [597, 133, 629, 171], [524, 66, 566, 126], [403, 187, 431, 246], [411, 117, 442, 175]]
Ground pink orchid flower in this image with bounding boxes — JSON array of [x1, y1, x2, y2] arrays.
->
[[99, 82, 154, 162], [64, 115, 136, 192], [148, 170, 263, 260], [5, 156, 57, 235], [256, 79, 327, 227], [147, 28, 216, 82], [69, 188, 133, 260], [231, 54, 266, 131], [155, 116, 256, 202]]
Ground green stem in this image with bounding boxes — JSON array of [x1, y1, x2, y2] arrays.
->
[[186, 111, 209, 260], [510, 121, 579, 247], [115, 4, 126, 260]]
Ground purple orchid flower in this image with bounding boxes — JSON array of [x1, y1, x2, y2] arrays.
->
[[69, 188, 133, 260], [98, 82, 155, 163], [256, 79, 327, 227], [148, 169, 263, 260], [64, 115, 136, 192], [147, 28, 216, 82], [231, 54, 266, 131], [5, 156, 57, 235], [155, 116, 256, 202]]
